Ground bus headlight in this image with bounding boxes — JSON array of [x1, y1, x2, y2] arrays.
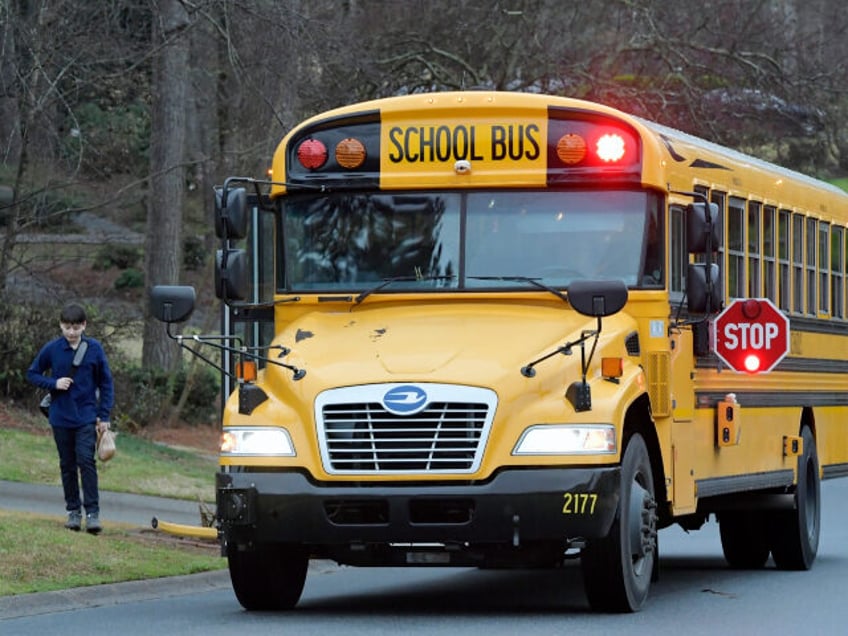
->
[[220, 427, 296, 456], [513, 425, 616, 455]]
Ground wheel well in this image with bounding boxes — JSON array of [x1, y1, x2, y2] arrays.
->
[[800, 406, 815, 439], [623, 393, 667, 520]]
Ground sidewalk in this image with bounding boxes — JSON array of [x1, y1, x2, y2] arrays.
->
[[0, 479, 207, 527]]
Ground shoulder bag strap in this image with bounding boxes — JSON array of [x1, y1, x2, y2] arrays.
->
[[69, 340, 89, 378]]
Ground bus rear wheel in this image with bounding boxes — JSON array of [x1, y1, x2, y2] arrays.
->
[[581, 433, 657, 612], [718, 511, 770, 569], [768, 426, 820, 570], [227, 542, 308, 610]]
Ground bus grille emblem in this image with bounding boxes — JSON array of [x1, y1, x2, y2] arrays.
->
[[382, 385, 428, 415]]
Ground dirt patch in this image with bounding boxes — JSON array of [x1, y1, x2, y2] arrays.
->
[[132, 527, 220, 553], [139, 420, 221, 455]]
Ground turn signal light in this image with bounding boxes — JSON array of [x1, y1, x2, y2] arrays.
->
[[236, 361, 257, 382], [601, 357, 623, 379]]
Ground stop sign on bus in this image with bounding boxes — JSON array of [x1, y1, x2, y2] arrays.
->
[[711, 298, 790, 373]]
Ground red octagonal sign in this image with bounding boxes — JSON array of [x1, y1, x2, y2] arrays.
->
[[711, 298, 790, 373]]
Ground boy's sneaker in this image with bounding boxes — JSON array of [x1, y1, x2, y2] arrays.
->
[[85, 513, 102, 535], [64, 510, 82, 531]]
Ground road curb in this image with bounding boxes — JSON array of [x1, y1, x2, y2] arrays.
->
[[0, 569, 231, 620]]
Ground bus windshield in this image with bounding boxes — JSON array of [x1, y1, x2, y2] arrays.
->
[[281, 190, 663, 292]]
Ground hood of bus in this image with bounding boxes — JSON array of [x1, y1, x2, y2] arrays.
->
[[262, 298, 638, 397], [224, 297, 648, 478]]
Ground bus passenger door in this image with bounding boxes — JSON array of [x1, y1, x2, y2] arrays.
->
[[669, 326, 697, 514]]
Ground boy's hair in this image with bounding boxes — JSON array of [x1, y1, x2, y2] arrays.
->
[[60, 303, 87, 324]]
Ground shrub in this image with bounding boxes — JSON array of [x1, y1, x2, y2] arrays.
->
[[114, 268, 144, 289], [93, 244, 142, 271], [61, 100, 150, 177], [183, 235, 208, 271], [110, 361, 221, 428], [109, 360, 172, 429], [0, 301, 57, 403], [171, 365, 221, 424]]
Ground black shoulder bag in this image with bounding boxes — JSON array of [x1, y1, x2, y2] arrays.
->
[[39, 340, 89, 418]]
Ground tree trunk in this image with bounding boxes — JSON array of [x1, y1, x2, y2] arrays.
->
[[141, 0, 190, 370], [188, 8, 221, 250], [0, 8, 22, 169]]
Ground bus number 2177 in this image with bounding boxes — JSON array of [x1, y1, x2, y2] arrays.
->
[[562, 492, 598, 515]]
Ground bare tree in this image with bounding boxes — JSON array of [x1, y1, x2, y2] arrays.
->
[[141, 0, 190, 370]]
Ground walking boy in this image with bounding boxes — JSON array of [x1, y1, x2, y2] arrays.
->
[[27, 303, 115, 534]]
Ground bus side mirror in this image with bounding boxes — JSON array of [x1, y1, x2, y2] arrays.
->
[[215, 187, 248, 240], [215, 249, 248, 300], [686, 202, 719, 254], [149, 285, 196, 323], [567, 279, 628, 317], [686, 263, 721, 314]]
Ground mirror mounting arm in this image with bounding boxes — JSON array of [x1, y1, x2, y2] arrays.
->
[[164, 323, 306, 381]]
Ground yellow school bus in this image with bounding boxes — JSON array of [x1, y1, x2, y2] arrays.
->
[[151, 91, 848, 613]]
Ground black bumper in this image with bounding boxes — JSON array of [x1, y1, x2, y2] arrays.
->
[[217, 466, 621, 548]]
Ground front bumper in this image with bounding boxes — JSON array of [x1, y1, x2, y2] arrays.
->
[[217, 466, 621, 549]]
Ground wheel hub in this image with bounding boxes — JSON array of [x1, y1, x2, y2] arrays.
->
[[628, 481, 658, 559]]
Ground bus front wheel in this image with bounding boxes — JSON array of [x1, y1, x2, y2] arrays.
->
[[581, 433, 657, 612], [769, 426, 820, 570], [227, 542, 308, 611]]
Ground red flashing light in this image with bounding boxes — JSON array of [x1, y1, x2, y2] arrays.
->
[[741, 299, 762, 319], [743, 353, 761, 373], [297, 139, 328, 170], [596, 133, 626, 162]]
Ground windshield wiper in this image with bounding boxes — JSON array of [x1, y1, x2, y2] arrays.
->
[[467, 276, 568, 303], [353, 275, 456, 306]]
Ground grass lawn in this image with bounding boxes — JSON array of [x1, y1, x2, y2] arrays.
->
[[0, 406, 224, 596], [0, 420, 216, 502], [0, 511, 224, 596]]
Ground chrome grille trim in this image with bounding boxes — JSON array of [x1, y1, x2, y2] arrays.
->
[[316, 384, 497, 475]]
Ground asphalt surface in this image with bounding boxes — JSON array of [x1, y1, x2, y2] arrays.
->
[[0, 480, 231, 620]]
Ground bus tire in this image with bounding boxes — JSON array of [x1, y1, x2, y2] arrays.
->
[[768, 426, 820, 570], [718, 511, 770, 569], [227, 543, 308, 611], [581, 433, 657, 612]]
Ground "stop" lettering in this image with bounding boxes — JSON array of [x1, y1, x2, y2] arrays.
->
[[722, 322, 780, 350]]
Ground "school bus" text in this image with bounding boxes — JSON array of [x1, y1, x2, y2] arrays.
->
[[387, 124, 541, 164]]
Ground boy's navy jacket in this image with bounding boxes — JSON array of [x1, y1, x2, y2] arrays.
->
[[27, 336, 114, 428]]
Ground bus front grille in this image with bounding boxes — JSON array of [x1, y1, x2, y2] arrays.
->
[[316, 385, 497, 475], [321, 402, 487, 472]]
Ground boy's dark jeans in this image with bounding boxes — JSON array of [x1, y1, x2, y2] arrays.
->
[[52, 423, 99, 516]]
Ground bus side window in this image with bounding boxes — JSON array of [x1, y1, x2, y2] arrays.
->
[[833, 225, 845, 319], [669, 205, 686, 298], [763, 205, 777, 303], [642, 202, 663, 286]]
